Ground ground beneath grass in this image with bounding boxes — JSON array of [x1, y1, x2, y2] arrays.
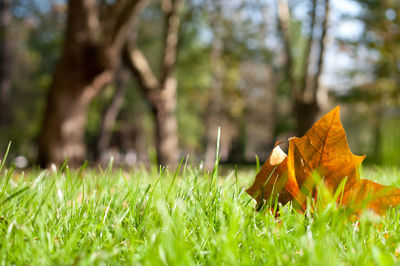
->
[[1, 164, 400, 265]]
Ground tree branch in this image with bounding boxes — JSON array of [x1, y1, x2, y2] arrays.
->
[[277, 0, 294, 89], [100, 0, 125, 26], [109, 0, 150, 50], [310, 0, 330, 100], [95, 68, 129, 159], [160, 0, 183, 86], [123, 44, 160, 91], [65, 0, 100, 45], [300, 0, 317, 96]]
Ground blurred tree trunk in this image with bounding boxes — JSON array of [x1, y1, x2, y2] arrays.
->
[[38, 0, 147, 168], [277, 0, 330, 136], [277, 0, 295, 88], [295, 0, 330, 135], [151, 83, 179, 167], [95, 67, 129, 161], [0, 0, 11, 127], [124, 0, 183, 167], [294, 0, 319, 136]]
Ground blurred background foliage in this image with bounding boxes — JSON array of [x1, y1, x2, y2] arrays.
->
[[0, 0, 399, 169]]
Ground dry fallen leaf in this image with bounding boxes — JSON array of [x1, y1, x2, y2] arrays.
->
[[287, 106, 365, 197], [342, 179, 400, 215], [247, 106, 400, 215], [246, 145, 305, 210]]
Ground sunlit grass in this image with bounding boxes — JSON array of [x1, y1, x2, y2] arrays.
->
[[0, 161, 400, 265]]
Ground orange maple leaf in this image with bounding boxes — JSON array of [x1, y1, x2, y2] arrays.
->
[[247, 106, 400, 215], [246, 145, 305, 211]]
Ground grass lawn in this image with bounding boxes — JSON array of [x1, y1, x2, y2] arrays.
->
[[1, 161, 400, 265]]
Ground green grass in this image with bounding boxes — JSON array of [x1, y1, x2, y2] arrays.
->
[[1, 162, 400, 265]]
